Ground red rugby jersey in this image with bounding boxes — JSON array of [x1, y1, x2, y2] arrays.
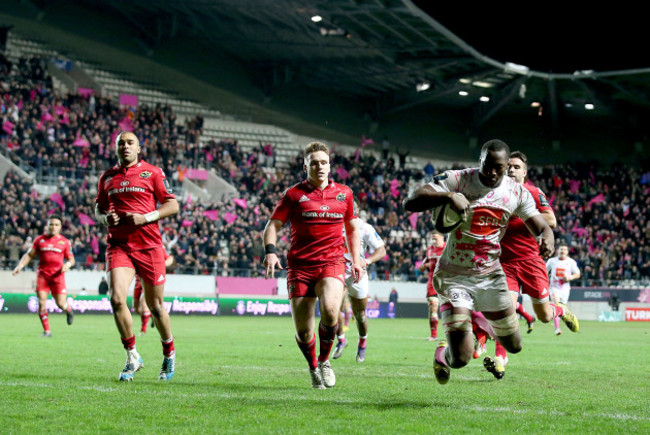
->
[[270, 180, 356, 267], [96, 161, 175, 250], [501, 182, 553, 262], [31, 234, 72, 278]]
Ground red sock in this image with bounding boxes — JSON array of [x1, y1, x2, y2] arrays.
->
[[121, 335, 136, 350], [550, 303, 564, 318], [430, 318, 438, 337], [495, 341, 508, 360], [39, 312, 50, 332], [161, 336, 175, 357], [318, 322, 337, 362], [516, 303, 534, 323], [296, 334, 317, 370], [358, 336, 367, 348], [141, 312, 152, 333]]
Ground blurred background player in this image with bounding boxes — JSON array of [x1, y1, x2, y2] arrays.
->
[[547, 243, 581, 335], [419, 231, 445, 340], [132, 250, 175, 335], [12, 214, 75, 337], [262, 141, 363, 389], [332, 199, 386, 362], [96, 131, 179, 381], [486, 151, 578, 378], [403, 139, 555, 385]]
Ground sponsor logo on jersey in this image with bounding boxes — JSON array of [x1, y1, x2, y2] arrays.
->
[[555, 268, 566, 277], [299, 195, 310, 202], [57, 240, 66, 245], [120, 181, 129, 186], [140, 171, 152, 179], [320, 205, 330, 211], [470, 208, 505, 236], [336, 193, 346, 202]]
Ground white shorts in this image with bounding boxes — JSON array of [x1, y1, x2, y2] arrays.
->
[[344, 271, 369, 299], [433, 267, 512, 312], [549, 286, 570, 305]]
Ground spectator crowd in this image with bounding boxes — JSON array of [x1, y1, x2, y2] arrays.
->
[[2, 58, 649, 286]]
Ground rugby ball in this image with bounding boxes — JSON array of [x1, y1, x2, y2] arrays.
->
[[432, 202, 464, 233]]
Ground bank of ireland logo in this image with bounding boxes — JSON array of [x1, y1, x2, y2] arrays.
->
[[236, 301, 246, 315], [120, 181, 129, 186]]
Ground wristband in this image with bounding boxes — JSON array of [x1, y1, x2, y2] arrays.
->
[[265, 244, 277, 254], [144, 210, 160, 223], [98, 214, 108, 226]]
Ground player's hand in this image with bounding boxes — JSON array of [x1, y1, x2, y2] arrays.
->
[[124, 212, 147, 226], [60, 262, 72, 273], [351, 262, 365, 283], [360, 258, 371, 269], [538, 236, 554, 259], [263, 253, 283, 279], [418, 262, 427, 272], [12, 267, 20, 276], [106, 209, 120, 226], [449, 192, 470, 219]]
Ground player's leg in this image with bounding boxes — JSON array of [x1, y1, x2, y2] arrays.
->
[[332, 289, 348, 359], [551, 292, 562, 334], [514, 293, 535, 333], [109, 266, 142, 381], [428, 296, 439, 340], [350, 296, 369, 362], [314, 276, 345, 388], [503, 261, 534, 333], [133, 277, 152, 335], [142, 280, 175, 380], [36, 284, 51, 337], [290, 294, 322, 388], [471, 310, 492, 359], [436, 304, 474, 381], [52, 290, 74, 326]]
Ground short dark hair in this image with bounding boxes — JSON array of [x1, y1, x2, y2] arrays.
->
[[510, 150, 528, 167], [304, 141, 329, 157], [481, 139, 510, 156], [49, 214, 62, 222], [557, 242, 569, 249]]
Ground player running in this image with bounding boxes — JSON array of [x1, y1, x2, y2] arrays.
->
[[13, 214, 75, 337], [418, 231, 445, 340], [403, 139, 555, 385], [484, 151, 579, 378], [547, 243, 581, 335], [262, 141, 363, 389], [95, 131, 179, 381], [332, 200, 386, 362]]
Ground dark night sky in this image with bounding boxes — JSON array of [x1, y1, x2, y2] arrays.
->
[[411, 4, 646, 73]]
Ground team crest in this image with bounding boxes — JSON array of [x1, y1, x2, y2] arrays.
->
[[139, 171, 152, 179], [57, 240, 66, 245], [336, 193, 346, 202]]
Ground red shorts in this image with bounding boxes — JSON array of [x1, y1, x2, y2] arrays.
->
[[106, 245, 167, 286], [287, 262, 345, 299], [502, 257, 550, 302], [133, 277, 143, 300], [36, 273, 67, 295]]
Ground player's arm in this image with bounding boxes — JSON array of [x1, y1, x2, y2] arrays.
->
[[402, 184, 469, 214], [60, 254, 75, 273], [262, 218, 284, 278], [125, 197, 180, 226], [165, 255, 175, 269], [12, 248, 36, 276], [95, 203, 120, 226], [564, 261, 581, 282], [524, 215, 554, 259], [363, 245, 386, 269], [345, 218, 364, 283], [541, 209, 557, 229], [418, 257, 430, 272]]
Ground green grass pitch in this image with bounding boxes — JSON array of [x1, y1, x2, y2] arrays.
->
[[1, 314, 648, 433]]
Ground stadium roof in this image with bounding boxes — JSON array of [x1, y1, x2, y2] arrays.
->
[[3, 0, 650, 162]]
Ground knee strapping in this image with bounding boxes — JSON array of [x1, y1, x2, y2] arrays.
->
[[488, 313, 519, 336], [442, 312, 472, 333]]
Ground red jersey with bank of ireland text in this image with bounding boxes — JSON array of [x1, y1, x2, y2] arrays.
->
[[500, 182, 553, 263], [32, 234, 72, 278], [96, 161, 175, 250], [270, 180, 357, 268]]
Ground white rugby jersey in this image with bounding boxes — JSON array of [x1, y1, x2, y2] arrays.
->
[[546, 256, 580, 291], [429, 168, 540, 276], [344, 218, 385, 267]]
